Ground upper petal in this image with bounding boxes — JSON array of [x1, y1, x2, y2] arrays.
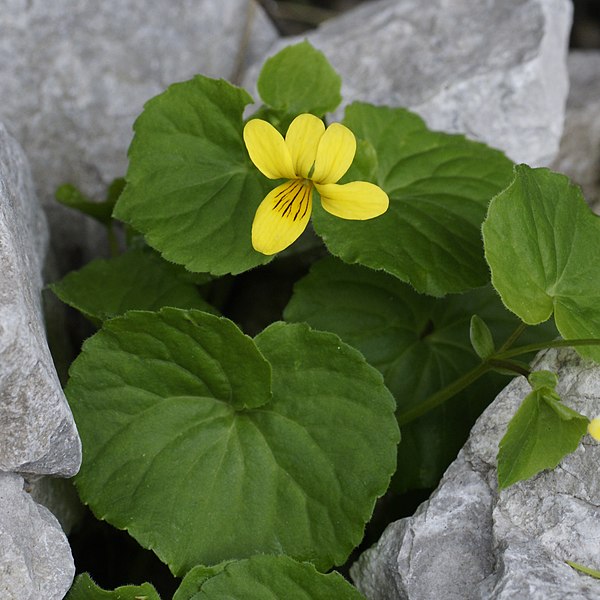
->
[[244, 119, 296, 180], [285, 114, 325, 179], [252, 180, 313, 255], [315, 181, 389, 220], [311, 123, 356, 184]]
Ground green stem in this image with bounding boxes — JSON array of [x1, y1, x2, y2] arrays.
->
[[566, 560, 600, 579], [496, 338, 600, 360], [397, 323, 528, 426], [497, 322, 527, 353], [107, 223, 120, 257], [487, 358, 531, 377], [397, 362, 492, 426], [397, 324, 600, 427]]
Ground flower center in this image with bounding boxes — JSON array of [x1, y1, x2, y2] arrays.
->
[[272, 179, 313, 222]]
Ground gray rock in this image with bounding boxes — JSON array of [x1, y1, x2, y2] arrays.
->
[[245, 0, 571, 166], [0, 0, 278, 272], [551, 51, 600, 210], [0, 122, 81, 476], [352, 348, 600, 600], [25, 476, 84, 536], [0, 471, 74, 600]]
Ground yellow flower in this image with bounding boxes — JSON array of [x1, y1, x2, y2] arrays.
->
[[588, 417, 600, 441], [243, 113, 389, 255]]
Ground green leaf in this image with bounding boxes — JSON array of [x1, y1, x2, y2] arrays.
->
[[566, 560, 600, 579], [528, 370, 558, 392], [67, 309, 398, 575], [350, 139, 379, 182], [49, 249, 217, 323], [544, 392, 588, 422], [56, 182, 119, 225], [483, 165, 600, 362], [470, 315, 495, 359], [106, 177, 126, 205], [113, 76, 272, 276], [311, 102, 514, 296], [257, 41, 342, 117], [174, 555, 365, 600], [497, 373, 588, 489], [284, 257, 556, 492], [173, 563, 229, 600], [65, 573, 161, 600]]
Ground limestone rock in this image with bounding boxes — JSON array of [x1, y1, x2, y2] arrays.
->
[[246, 0, 571, 166], [25, 476, 84, 536], [0, 472, 74, 600], [0, 0, 278, 272], [551, 51, 600, 210], [0, 122, 80, 476], [352, 348, 600, 599]]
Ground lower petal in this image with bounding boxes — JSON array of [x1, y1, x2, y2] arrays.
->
[[252, 180, 313, 255], [315, 181, 389, 220]]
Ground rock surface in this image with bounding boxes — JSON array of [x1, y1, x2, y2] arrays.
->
[[0, 122, 81, 476], [0, 121, 79, 598], [246, 0, 572, 167], [351, 348, 600, 599], [0, 3, 278, 594], [551, 50, 600, 210], [25, 476, 85, 536], [0, 0, 278, 272], [0, 472, 74, 600]]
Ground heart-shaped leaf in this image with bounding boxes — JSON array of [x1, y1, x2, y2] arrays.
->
[[174, 555, 365, 600], [257, 41, 342, 117], [284, 257, 556, 492], [483, 165, 600, 361], [113, 76, 271, 276], [312, 102, 514, 296], [50, 248, 216, 324], [67, 309, 398, 575]]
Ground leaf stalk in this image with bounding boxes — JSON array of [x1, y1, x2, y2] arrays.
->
[[397, 326, 600, 426]]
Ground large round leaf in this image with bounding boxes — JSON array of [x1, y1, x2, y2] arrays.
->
[[113, 76, 271, 276], [66, 309, 398, 575], [284, 257, 556, 491], [312, 102, 515, 296]]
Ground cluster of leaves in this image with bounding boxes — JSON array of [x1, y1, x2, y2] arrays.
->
[[66, 556, 365, 599], [54, 42, 600, 597]]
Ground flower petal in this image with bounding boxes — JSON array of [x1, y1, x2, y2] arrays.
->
[[285, 114, 325, 179], [315, 181, 389, 220], [312, 123, 356, 184], [244, 119, 296, 180], [589, 417, 600, 441], [252, 180, 313, 255]]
